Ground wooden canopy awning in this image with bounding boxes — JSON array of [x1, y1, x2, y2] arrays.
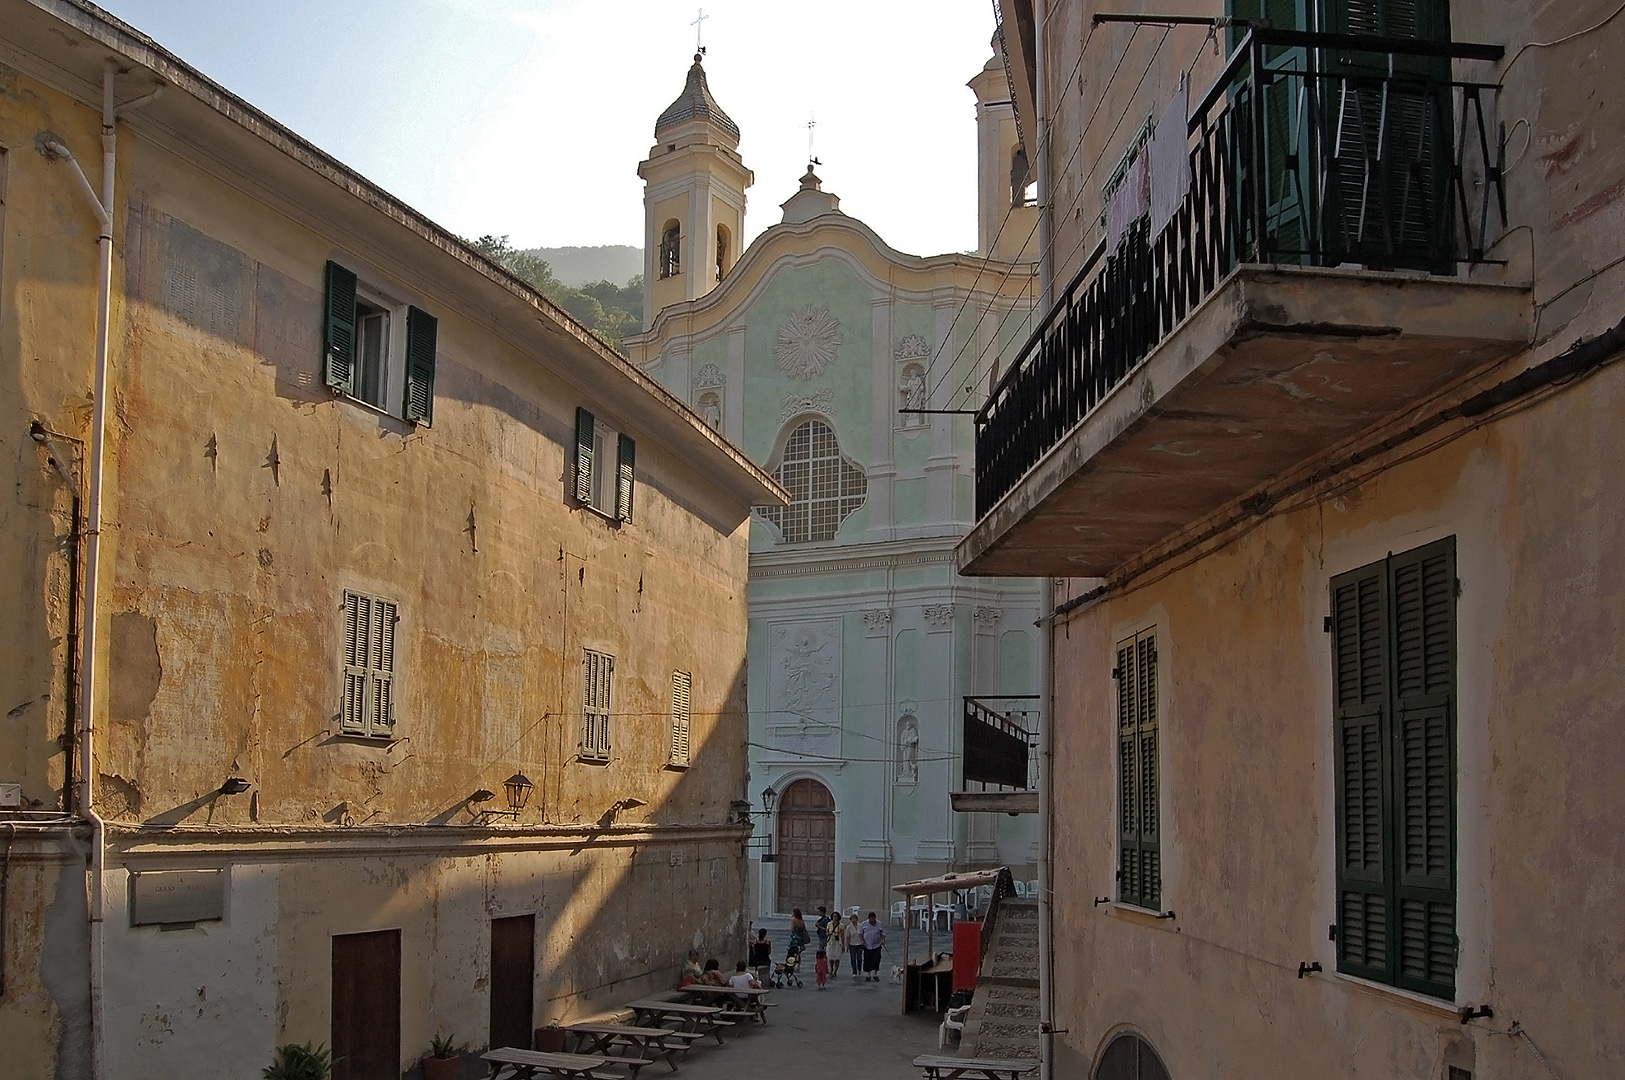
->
[[893, 867, 1008, 896]]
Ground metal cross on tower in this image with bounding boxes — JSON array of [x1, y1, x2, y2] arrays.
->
[[692, 8, 708, 53], [807, 116, 821, 168]]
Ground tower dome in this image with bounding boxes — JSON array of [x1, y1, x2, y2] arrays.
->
[[655, 53, 740, 141]]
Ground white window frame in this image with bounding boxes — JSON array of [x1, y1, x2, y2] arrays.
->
[[669, 670, 693, 767], [351, 284, 407, 417], [341, 591, 398, 739], [580, 649, 614, 762]]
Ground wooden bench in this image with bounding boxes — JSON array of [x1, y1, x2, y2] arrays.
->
[[677, 983, 774, 1024], [625, 999, 736, 1045], [484, 1048, 657, 1080], [912, 1055, 1040, 1080]]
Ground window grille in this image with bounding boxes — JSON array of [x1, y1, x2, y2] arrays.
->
[[758, 419, 867, 543]]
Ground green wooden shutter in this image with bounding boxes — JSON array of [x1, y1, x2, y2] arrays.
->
[[403, 306, 437, 426], [323, 261, 357, 394], [1331, 562, 1391, 981], [615, 433, 636, 523], [575, 408, 595, 504], [1388, 537, 1456, 998], [341, 592, 368, 735], [1116, 631, 1160, 909], [1116, 639, 1139, 906]]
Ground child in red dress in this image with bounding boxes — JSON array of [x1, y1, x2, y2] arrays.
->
[[814, 948, 829, 989]]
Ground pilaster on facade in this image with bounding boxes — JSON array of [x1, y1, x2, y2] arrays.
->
[[856, 838, 893, 862], [916, 839, 956, 863]]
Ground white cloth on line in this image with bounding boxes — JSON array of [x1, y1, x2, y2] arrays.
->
[[1149, 76, 1191, 238]]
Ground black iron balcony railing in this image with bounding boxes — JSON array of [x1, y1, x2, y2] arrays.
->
[[975, 29, 1507, 519], [962, 695, 1039, 791]]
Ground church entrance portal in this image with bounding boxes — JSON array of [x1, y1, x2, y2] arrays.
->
[[776, 779, 835, 914]]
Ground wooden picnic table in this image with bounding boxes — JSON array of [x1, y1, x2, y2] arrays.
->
[[624, 998, 736, 1045], [483, 1047, 656, 1080], [912, 1055, 1039, 1080], [675, 984, 774, 1023], [563, 1023, 705, 1072]]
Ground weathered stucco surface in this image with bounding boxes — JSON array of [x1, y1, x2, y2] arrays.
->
[[1, 12, 770, 1076]]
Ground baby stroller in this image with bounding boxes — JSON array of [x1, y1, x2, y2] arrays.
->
[[771, 946, 804, 988]]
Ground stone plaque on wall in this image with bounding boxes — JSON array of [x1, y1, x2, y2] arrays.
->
[[768, 618, 842, 746], [130, 868, 225, 926]]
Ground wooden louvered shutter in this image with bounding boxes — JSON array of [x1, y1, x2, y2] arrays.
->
[[615, 433, 636, 523], [342, 592, 369, 735], [403, 306, 437, 425], [575, 408, 595, 504], [1331, 562, 1391, 982], [323, 261, 357, 394], [370, 598, 397, 738], [1116, 630, 1159, 910], [670, 670, 692, 766], [1388, 537, 1456, 998]]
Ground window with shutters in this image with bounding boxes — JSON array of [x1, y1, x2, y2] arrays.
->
[[756, 419, 867, 544], [572, 407, 636, 523], [1330, 536, 1457, 999], [340, 591, 398, 739], [580, 649, 614, 762], [1115, 628, 1161, 911], [669, 670, 693, 767], [322, 260, 437, 424]]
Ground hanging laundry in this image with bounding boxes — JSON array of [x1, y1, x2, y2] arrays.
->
[[1149, 75, 1191, 239], [1105, 151, 1150, 252]]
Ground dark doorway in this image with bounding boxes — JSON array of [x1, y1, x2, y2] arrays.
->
[[1095, 1033, 1172, 1080], [776, 778, 835, 914], [490, 914, 536, 1051], [332, 929, 400, 1080]]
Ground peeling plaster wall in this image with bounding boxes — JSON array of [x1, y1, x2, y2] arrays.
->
[[2, 42, 757, 1080]]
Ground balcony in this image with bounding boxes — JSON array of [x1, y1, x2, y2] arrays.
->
[[951, 696, 1039, 815], [959, 29, 1530, 578]]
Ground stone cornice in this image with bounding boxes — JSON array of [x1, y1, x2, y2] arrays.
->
[[103, 820, 753, 862]]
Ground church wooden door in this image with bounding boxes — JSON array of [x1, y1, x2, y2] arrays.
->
[[776, 779, 835, 915]]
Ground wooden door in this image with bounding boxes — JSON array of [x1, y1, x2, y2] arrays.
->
[[489, 914, 536, 1052], [332, 929, 400, 1080], [776, 779, 835, 914]]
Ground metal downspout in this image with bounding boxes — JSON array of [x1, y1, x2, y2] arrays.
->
[[1034, 5, 1055, 1080]]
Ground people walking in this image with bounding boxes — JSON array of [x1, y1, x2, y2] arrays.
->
[[787, 908, 810, 956], [748, 928, 773, 987], [859, 911, 887, 981], [846, 914, 863, 976], [814, 906, 831, 953], [814, 948, 829, 989], [827, 912, 846, 977]]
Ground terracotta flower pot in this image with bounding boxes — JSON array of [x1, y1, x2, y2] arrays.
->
[[423, 1053, 458, 1080]]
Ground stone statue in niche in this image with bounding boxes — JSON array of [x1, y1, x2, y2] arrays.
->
[[698, 390, 722, 431], [899, 363, 927, 428], [897, 714, 920, 783]]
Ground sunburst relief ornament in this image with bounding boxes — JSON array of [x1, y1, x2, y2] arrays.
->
[[773, 305, 841, 380]]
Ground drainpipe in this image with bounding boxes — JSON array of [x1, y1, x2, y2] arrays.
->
[[1033, 6, 1055, 1080], [42, 59, 117, 1080]]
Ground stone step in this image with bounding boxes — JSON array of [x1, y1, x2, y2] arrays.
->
[[962, 899, 1042, 1060]]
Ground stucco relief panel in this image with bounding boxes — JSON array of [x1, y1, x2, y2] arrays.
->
[[767, 619, 842, 749]]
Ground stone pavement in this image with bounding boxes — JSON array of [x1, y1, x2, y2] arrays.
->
[[659, 913, 941, 1080]]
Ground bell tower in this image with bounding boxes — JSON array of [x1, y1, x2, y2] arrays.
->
[[969, 54, 1039, 263], [639, 53, 753, 329]]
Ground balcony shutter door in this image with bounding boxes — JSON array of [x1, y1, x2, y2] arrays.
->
[[574, 408, 595, 503], [1116, 640, 1139, 906], [1228, 2, 1311, 260], [615, 433, 636, 523], [1317, 0, 1454, 269], [1116, 631, 1159, 910], [1388, 537, 1456, 998], [1331, 564, 1390, 981], [403, 306, 437, 426], [1134, 634, 1160, 911], [323, 261, 357, 395]]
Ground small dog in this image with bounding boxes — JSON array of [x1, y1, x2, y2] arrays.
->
[[889, 964, 905, 984]]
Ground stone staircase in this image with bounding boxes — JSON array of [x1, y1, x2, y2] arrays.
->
[[961, 898, 1040, 1059]]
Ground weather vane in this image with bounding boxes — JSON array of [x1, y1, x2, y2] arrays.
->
[[807, 116, 821, 168], [692, 8, 708, 54]]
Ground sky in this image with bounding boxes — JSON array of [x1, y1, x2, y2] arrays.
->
[[100, 0, 997, 259]]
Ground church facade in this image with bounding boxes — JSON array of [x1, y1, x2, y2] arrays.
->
[[626, 54, 1042, 917]]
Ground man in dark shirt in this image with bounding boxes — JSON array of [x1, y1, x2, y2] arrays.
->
[[748, 928, 773, 986]]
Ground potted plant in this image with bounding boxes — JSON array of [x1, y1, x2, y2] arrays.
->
[[263, 1043, 335, 1080], [533, 1020, 566, 1053], [423, 1031, 458, 1080]]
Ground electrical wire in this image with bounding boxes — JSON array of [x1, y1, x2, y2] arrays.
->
[[1499, 1, 1625, 81]]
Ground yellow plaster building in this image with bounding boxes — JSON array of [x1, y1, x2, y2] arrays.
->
[[0, 3, 782, 1078]]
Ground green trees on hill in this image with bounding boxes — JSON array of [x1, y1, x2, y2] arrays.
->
[[470, 235, 643, 351]]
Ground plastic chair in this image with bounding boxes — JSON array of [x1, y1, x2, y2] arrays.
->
[[1026, 879, 1040, 898], [939, 1004, 971, 1049], [1012, 880, 1029, 899], [975, 884, 993, 913], [889, 900, 908, 927]]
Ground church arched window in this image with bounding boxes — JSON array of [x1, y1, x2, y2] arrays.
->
[[659, 220, 682, 278], [716, 223, 732, 282], [758, 419, 867, 544]]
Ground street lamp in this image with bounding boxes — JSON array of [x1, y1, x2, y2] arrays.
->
[[504, 772, 534, 813], [761, 785, 777, 813], [760, 785, 778, 862]]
